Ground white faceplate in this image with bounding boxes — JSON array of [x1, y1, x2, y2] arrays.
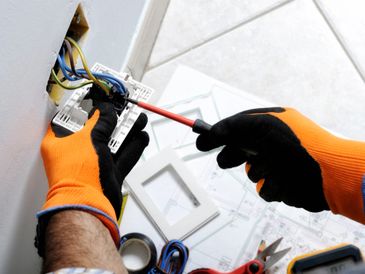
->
[[126, 148, 219, 241], [52, 63, 154, 153]]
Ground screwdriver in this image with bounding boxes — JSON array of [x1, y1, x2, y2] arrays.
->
[[125, 97, 212, 134], [124, 97, 257, 156]]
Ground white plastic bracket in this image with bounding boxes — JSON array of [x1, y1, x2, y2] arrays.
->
[[52, 63, 154, 153]]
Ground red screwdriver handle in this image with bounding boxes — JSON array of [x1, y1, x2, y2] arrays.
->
[[130, 99, 257, 156], [138, 101, 195, 127]]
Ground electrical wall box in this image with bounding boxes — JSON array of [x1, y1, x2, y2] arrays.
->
[[47, 4, 89, 104]]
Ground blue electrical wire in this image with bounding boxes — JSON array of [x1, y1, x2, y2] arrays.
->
[[57, 55, 80, 82], [56, 49, 127, 94], [148, 240, 189, 274], [79, 70, 127, 94]]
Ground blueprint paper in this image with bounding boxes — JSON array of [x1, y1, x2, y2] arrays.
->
[[126, 148, 219, 241], [143, 95, 220, 159], [143, 166, 199, 226], [121, 66, 365, 273]]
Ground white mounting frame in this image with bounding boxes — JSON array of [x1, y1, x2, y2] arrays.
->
[[126, 148, 219, 241], [53, 63, 154, 154]]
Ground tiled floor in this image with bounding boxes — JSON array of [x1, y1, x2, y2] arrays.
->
[[143, 0, 365, 140]]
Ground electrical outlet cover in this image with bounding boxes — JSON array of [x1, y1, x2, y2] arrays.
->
[[126, 148, 220, 241]]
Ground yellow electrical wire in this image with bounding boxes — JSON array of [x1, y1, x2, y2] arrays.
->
[[51, 69, 94, 90], [65, 36, 110, 94]]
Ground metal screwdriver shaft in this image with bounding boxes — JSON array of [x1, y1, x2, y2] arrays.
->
[[124, 97, 212, 134], [124, 97, 257, 156]]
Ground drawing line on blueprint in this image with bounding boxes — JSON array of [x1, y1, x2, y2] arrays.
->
[[192, 248, 232, 269], [190, 218, 235, 249], [233, 204, 272, 267], [122, 67, 365, 273]]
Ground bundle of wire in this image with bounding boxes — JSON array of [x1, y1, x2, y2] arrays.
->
[[50, 36, 127, 96], [148, 240, 189, 274]]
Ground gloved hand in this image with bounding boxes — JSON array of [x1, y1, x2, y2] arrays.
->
[[36, 102, 149, 255], [197, 107, 365, 224]]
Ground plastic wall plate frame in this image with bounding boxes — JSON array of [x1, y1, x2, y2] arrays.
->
[[52, 87, 89, 132], [91, 63, 154, 153], [52, 63, 154, 153], [126, 148, 219, 241]]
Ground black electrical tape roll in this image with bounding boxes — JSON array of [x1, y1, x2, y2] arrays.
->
[[119, 233, 157, 274]]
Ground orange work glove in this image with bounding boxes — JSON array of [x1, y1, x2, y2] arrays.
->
[[196, 107, 365, 224], [36, 102, 149, 255]]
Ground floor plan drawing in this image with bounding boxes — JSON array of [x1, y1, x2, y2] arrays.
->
[[121, 66, 365, 273]]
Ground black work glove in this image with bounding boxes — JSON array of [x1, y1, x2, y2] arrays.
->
[[196, 107, 330, 212], [88, 102, 149, 218]]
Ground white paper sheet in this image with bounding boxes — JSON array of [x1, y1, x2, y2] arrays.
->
[[121, 65, 365, 273]]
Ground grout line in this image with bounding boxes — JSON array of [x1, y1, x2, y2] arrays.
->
[[313, 0, 365, 83], [146, 0, 295, 72]]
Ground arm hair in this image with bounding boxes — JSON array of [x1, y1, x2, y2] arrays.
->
[[42, 210, 127, 274]]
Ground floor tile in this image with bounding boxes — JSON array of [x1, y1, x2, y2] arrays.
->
[[143, 0, 365, 140], [315, 0, 365, 81], [149, 0, 291, 68]]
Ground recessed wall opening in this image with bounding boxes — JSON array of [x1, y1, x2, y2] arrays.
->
[[47, 4, 89, 104]]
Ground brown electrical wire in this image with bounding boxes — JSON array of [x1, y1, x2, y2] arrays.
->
[[63, 40, 80, 77]]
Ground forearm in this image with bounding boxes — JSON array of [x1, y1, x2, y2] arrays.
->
[[42, 210, 127, 274], [267, 108, 365, 223], [313, 137, 365, 224]]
